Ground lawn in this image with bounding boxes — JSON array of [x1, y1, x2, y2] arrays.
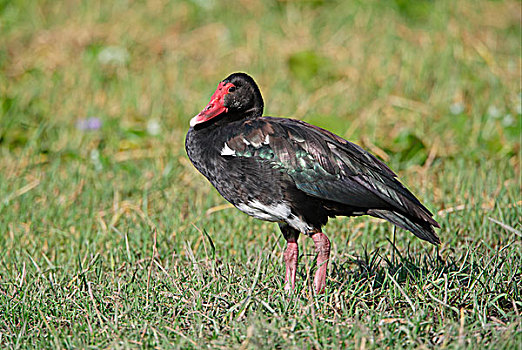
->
[[0, 0, 521, 348]]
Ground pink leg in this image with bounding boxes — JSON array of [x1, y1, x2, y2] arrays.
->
[[280, 223, 300, 291], [283, 239, 298, 291], [311, 232, 331, 294]]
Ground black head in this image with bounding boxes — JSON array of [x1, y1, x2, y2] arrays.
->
[[190, 72, 264, 128]]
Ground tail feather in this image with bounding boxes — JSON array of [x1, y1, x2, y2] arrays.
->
[[368, 209, 440, 245]]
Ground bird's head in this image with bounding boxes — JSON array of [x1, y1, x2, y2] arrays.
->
[[190, 72, 264, 128]]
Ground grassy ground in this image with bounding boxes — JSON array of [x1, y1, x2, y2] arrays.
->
[[1, 0, 521, 348]]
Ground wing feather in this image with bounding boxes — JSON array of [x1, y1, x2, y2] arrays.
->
[[222, 117, 439, 227]]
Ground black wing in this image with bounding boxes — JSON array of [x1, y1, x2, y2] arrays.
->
[[221, 117, 440, 243]]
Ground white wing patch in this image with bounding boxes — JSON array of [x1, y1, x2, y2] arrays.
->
[[236, 200, 313, 233], [220, 142, 236, 156], [236, 200, 290, 221], [223, 134, 270, 157], [287, 215, 313, 233]]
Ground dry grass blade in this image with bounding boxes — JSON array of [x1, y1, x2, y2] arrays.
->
[[387, 270, 416, 313], [488, 217, 522, 238], [2, 179, 40, 205]]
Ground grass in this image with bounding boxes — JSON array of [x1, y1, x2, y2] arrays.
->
[[0, 0, 521, 348]]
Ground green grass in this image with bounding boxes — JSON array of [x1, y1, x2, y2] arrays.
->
[[1, 0, 520, 348]]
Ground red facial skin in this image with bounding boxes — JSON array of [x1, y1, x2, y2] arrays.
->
[[190, 82, 235, 127]]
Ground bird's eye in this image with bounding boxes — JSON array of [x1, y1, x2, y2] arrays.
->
[[228, 86, 236, 93]]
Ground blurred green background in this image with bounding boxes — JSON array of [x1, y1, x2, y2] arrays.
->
[[1, 0, 519, 161], [0, 0, 520, 348]]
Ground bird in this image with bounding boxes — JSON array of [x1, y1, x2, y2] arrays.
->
[[185, 72, 440, 294]]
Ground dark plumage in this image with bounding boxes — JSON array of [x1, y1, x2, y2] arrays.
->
[[185, 72, 440, 293]]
